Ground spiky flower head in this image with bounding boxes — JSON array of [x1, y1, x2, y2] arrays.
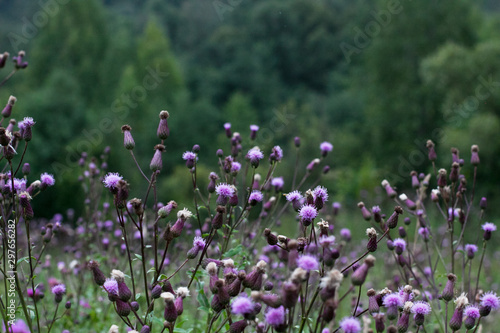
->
[[339, 317, 361, 333], [299, 205, 318, 225], [265, 306, 285, 326], [231, 295, 255, 315], [246, 147, 264, 167], [296, 254, 319, 271], [480, 291, 500, 310], [40, 173, 55, 187], [320, 141, 333, 157], [103, 173, 122, 190], [177, 208, 193, 220]]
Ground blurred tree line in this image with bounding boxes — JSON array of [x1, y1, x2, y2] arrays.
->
[[0, 0, 499, 217]]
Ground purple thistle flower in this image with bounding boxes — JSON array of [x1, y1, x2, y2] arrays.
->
[[286, 190, 302, 202], [299, 205, 318, 226], [393, 238, 407, 255], [224, 122, 232, 138], [482, 222, 497, 240], [411, 300, 431, 316], [193, 236, 206, 251], [246, 147, 264, 167], [465, 244, 478, 259], [231, 295, 255, 315], [3, 319, 30, 333], [250, 124, 259, 140], [249, 190, 264, 206], [340, 228, 351, 242], [297, 254, 319, 271], [215, 184, 234, 198], [265, 306, 285, 326], [319, 141, 333, 157], [319, 235, 336, 247], [418, 227, 430, 242], [103, 172, 122, 189], [231, 161, 242, 174], [383, 293, 404, 308], [52, 284, 66, 303], [40, 173, 55, 187], [182, 151, 197, 168], [480, 291, 500, 309], [19, 117, 35, 129], [271, 177, 284, 191], [270, 145, 283, 162], [339, 316, 361, 333], [464, 305, 480, 319]]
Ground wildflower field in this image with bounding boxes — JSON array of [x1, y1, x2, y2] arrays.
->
[[2, 1, 500, 332], [1, 50, 500, 332]]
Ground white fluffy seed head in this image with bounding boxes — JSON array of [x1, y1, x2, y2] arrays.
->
[[206, 262, 217, 276], [381, 179, 389, 187], [366, 228, 378, 238], [177, 208, 193, 220], [223, 259, 235, 268], [399, 193, 408, 201], [111, 269, 125, 282], [176, 287, 190, 298], [108, 325, 120, 333], [454, 292, 469, 309], [256, 260, 267, 271], [320, 269, 343, 290], [161, 292, 175, 302], [291, 267, 307, 282], [403, 301, 414, 313]]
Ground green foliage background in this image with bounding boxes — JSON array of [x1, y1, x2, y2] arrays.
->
[[1, 0, 500, 217]]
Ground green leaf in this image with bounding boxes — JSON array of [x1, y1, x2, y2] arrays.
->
[[223, 244, 243, 258], [134, 253, 143, 261]]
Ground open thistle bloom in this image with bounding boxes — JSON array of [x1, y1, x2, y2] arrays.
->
[[479, 291, 500, 316], [286, 190, 303, 211], [313, 186, 328, 210], [19, 116, 35, 141], [231, 295, 255, 316], [297, 254, 319, 271], [271, 177, 284, 191], [339, 317, 361, 333], [464, 305, 480, 329], [215, 183, 235, 205], [103, 278, 119, 302], [383, 293, 404, 320], [182, 151, 197, 168], [248, 190, 263, 206], [465, 244, 478, 259], [393, 238, 406, 255], [411, 301, 431, 326], [299, 204, 318, 226], [250, 124, 259, 140], [418, 227, 430, 242], [52, 284, 66, 303], [482, 222, 496, 240], [269, 145, 283, 163], [224, 122, 232, 138], [40, 172, 55, 190], [319, 141, 333, 157], [265, 306, 286, 329], [246, 147, 264, 167], [187, 236, 206, 259]]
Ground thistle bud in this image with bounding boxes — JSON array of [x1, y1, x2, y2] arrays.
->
[[351, 255, 376, 286], [121, 125, 135, 150], [115, 299, 131, 317], [357, 202, 371, 221], [437, 169, 447, 187], [426, 140, 436, 161], [212, 206, 225, 229], [366, 228, 378, 252], [150, 144, 165, 172], [441, 274, 457, 302], [264, 228, 278, 246], [381, 179, 397, 198], [0, 52, 9, 68], [2, 96, 16, 118], [387, 206, 403, 229], [157, 111, 170, 140], [449, 162, 460, 183], [87, 261, 106, 286], [162, 292, 178, 322]]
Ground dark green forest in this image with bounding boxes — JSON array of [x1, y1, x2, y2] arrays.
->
[[1, 0, 500, 217]]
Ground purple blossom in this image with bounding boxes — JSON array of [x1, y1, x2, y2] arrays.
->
[[250, 125, 259, 131], [270, 145, 283, 162], [103, 172, 122, 189], [265, 306, 285, 326], [297, 254, 319, 271], [340, 228, 351, 241], [480, 292, 500, 309], [248, 190, 263, 203], [246, 147, 264, 167], [52, 284, 66, 296], [393, 238, 407, 254], [215, 183, 235, 198], [224, 123, 231, 130], [231, 161, 241, 173], [482, 222, 497, 232], [411, 301, 431, 315], [371, 205, 381, 213], [19, 117, 35, 129], [3, 319, 30, 333], [182, 151, 197, 161], [40, 173, 55, 186], [193, 236, 206, 251], [339, 317, 361, 333], [319, 235, 336, 247], [231, 295, 255, 315], [286, 191, 302, 202], [313, 186, 328, 202], [383, 293, 403, 308], [271, 177, 284, 190], [103, 278, 118, 295], [464, 305, 480, 319], [320, 141, 333, 153], [418, 227, 430, 241], [299, 205, 318, 222]]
